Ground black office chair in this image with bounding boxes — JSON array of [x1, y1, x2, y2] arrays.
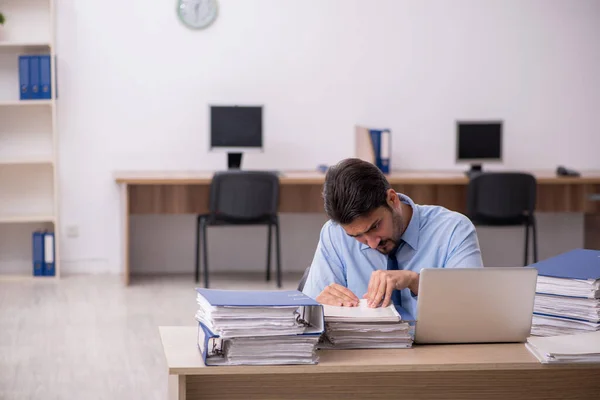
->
[[466, 172, 538, 266], [297, 266, 311, 292], [195, 171, 282, 288]]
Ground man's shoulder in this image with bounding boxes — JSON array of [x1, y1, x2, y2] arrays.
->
[[417, 203, 474, 231]]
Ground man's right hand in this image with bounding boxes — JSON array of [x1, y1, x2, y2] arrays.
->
[[316, 283, 360, 307]]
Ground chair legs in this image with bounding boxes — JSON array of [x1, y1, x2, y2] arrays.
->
[[195, 217, 281, 289], [201, 218, 209, 288], [524, 222, 530, 266], [532, 216, 538, 263], [266, 223, 272, 282], [275, 217, 282, 289], [195, 216, 201, 283], [195, 216, 210, 287], [523, 217, 539, 266]]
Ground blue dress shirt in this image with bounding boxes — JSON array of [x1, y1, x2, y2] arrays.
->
[[302, 193, 484, 318]]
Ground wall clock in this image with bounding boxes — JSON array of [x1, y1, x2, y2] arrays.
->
[[177, 0, 218, 30]]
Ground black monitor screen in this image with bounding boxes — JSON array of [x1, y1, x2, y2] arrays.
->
[[210, 106, 262, 148], [457, 122, 502, 160]]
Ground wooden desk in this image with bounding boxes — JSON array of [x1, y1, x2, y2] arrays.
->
[[116, 170, 600, 285], [159, 326, 600, 400]]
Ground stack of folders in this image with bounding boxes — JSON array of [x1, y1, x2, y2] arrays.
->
[[526, 331, 600, 363], [320, 299, 414, 349], [195, 288, 324, 366], [529, 249, 600, 337]]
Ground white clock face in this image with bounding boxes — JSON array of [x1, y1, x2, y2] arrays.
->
[[177, 0, 218, 30]]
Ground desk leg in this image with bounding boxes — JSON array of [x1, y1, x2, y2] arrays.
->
[[121, 184, 130, 285], [168, 374, 186, 400]]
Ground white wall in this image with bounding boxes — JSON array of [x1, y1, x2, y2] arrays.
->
[[54, 0, 600, 275]]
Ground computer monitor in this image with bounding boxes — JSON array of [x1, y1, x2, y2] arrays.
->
[[210, 105, 263, 169], [456, 120, 502, 176]]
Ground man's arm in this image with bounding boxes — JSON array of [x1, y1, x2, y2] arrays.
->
[[302, 222, 358, 306], [444, 216, 484, 268]]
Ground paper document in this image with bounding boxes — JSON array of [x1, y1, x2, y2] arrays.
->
[[323, 299, 401, 323], [321, 299, 413, 349], [526, 331, 600, 363]]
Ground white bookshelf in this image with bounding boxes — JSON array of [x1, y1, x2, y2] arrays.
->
[[0, 0, 59, 279]]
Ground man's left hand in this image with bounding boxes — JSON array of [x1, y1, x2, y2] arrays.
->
[[364, 270, 419, 308]]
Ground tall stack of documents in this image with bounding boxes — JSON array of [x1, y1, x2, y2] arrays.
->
[[195, 288, 324, 366], [526, 331, 600, 363], [530, 249, 600, 337], [320, 299, 414, 349]]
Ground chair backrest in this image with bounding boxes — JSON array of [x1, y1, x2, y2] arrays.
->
[[209, 171, 280, 222], [467, 172, 537, 221], [297, 266, 311, 291]]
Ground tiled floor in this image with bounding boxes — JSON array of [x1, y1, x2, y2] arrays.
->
[[0, 273, 302, 400]]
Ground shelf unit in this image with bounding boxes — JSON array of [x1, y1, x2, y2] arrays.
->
[[0, 0, 59, 279]]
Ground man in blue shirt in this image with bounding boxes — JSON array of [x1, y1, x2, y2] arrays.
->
[[302, 158, 484, 317]]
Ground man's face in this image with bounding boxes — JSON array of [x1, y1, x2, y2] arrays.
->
[[342, 205, 404, 255]]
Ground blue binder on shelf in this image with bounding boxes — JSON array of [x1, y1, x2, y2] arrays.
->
[[32, 231, 44, 276], [19, 55, 31, 100], [29, 55, 41, 99], [39, 55, 51, 100], [355, 125, 391, 174], [43, 231, 56, 276]]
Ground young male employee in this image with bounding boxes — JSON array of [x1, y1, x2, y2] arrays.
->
[[302, 158, 484, 317]]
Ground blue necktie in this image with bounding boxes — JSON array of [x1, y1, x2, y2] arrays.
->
[[387, 251, 402, 307]]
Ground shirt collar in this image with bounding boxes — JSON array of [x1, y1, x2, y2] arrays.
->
[[360, 193, 420, 252]]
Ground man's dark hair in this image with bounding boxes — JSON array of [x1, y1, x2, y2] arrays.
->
[[323, 158, 392, 224]]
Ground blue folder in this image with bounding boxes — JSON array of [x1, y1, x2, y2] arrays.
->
[[369, 129, 391, 174], [196, 288, 325, 366], [43, 231, 56, 276], [32, 231, 44, 276], [29, 56, 41, 100], [196, 288, 321, 307], [39, 55, 51, 100], [528, 249, 600, 281], [19, 56, 31, 100]]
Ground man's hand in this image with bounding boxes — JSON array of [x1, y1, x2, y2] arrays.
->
[[364, 270, 419, 308], [316, 283, 360, 307]]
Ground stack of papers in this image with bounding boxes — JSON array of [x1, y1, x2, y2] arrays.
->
[[536, 275, 600, 299], [195, 289, 324, 366], [320, 299, 414, 349], [529, 249, 600, 337], [526, 331, 600, 363]]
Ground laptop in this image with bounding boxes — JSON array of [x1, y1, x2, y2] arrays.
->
[[413, 267, 538, 344]]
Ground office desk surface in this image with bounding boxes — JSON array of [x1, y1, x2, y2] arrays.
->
[[160, 326, 600, 400], [115, 169, 600, 185]]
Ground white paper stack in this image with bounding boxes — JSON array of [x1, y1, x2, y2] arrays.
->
[[195, 297, 307, 337], [195, 289, 324, 366], [536, 276, 600, 299], [199, 332, 321, 366], [320, 299, 413, 349], [526, 331, 600, 363], [529, 249, 600, 337]]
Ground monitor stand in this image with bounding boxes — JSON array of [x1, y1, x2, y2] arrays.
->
[[465, 163, 482, 178], [228, 153, 242, 170]]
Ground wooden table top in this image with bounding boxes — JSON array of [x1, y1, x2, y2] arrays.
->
[[158, 326, 599, 376], [116, 170, 600, 185]]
